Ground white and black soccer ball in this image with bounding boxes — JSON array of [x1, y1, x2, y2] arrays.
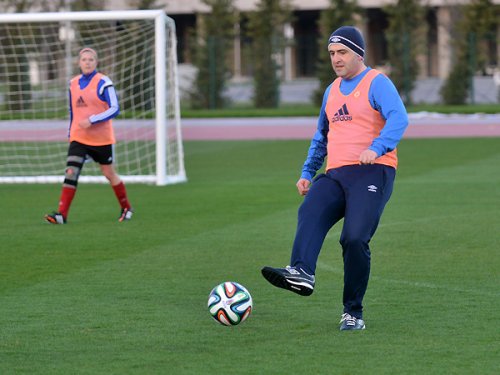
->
[[208, 281, 253, 326]]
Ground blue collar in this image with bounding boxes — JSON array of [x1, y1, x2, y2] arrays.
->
[[81, 70, 97, 79], [78, 70, 98, 89]]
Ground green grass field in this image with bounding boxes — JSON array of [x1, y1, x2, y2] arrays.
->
[[1, 138, 499, 374]]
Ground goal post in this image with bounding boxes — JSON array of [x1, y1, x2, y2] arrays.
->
[[0, 10, 186, 186]]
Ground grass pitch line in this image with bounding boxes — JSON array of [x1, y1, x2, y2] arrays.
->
[[316, 262, 499, 298]]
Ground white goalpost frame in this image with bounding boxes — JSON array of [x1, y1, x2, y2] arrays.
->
[[0, 10, 186, 186]]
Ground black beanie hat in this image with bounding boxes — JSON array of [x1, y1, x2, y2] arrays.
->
[[328, 26, 365, 58]]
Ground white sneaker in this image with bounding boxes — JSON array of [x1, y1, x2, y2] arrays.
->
[[118, 208, 133, 222], [339, 313, 366, 331]]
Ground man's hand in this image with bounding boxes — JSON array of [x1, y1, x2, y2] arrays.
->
[[79, 118, 92, 129], [359, 149, 378, 165], [296, 178, 311, 196]]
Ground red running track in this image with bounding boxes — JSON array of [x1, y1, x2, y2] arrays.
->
[[1, 114, 499, 141], [180, 115, 500, 140]]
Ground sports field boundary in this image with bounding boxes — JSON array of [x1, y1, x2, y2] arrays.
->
[[1, 113, 499, 141], [181, 113, 500, 140]]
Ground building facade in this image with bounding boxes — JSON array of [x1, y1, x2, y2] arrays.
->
[[106, 0, 499, 82]]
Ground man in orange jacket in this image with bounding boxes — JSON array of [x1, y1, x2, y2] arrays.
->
[[262, 26, 408, 330]]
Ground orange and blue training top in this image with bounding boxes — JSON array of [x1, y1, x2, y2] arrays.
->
[[68, 70, 120, 146], [301, 67, 408, 181]]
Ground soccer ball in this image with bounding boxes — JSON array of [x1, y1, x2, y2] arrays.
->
[[208, 281, 253, 326]]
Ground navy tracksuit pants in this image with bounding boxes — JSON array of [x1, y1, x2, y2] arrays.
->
[[290, 164, 396, 319]]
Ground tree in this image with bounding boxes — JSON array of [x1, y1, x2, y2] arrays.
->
[[70, 0, 106, 10], [0, 25, 32, 112], [0, 0, 48, 113], [0, 1, 111, 114], [384, 0, 426, 105], [114, 0, 166, 112], [127, 0, 165, 8], [189, 0, 237, 109], [313, 0, 361, 106], [441, 0, 499, 104], [247, 0, 292, 108]]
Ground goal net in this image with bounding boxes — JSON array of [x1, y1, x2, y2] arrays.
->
[[0, 10, 186, 185]]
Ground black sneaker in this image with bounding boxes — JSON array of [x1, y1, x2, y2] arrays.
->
[[44, 212, 66, 224], [339, 313, 366, 331], [118, 208, 133, 222], [261, 265, 315, 296]]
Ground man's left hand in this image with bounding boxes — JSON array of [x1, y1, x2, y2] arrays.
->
[[359, 149, 378, 165], [79, 118, 92, 129]]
